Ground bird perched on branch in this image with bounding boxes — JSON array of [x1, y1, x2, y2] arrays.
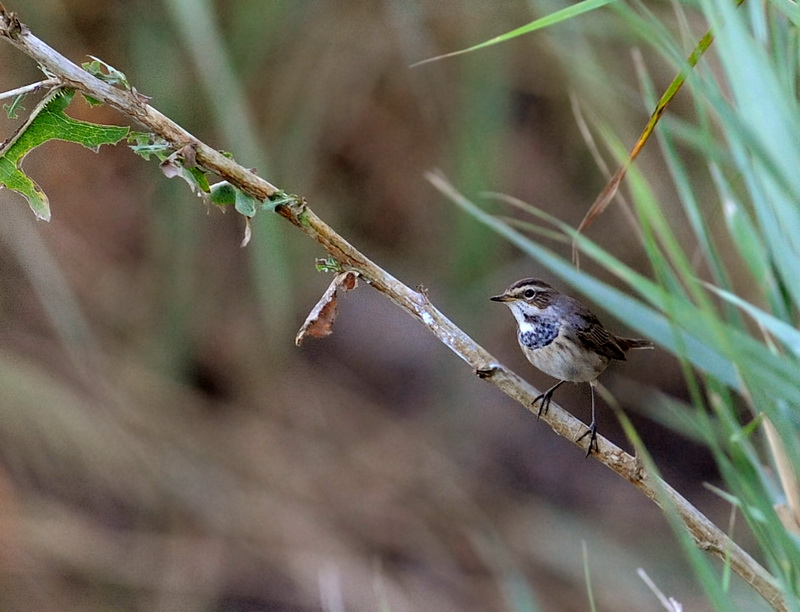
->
[[490, 278, 652, 454]]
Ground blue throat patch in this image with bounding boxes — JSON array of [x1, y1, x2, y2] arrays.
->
[[518, 314, 560, 349]]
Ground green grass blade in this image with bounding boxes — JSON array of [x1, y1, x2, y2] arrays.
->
[[411, 0, 617, 66]]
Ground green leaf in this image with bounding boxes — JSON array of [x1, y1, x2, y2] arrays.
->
[[234, 189, 259, 217], [127, 132, 173, 161], [210, 180, 280, 216], [81, 56, 131, 90], [209, 181, 286, 246], [209, 181, 237, 206], [187, 167, 210, 192], [315, 256, 343, 273], [0, 88, 129, 220], [3, 93, 26, 119]]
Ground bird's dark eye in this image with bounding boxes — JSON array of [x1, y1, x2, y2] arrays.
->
[[523, 288, 536, 299]]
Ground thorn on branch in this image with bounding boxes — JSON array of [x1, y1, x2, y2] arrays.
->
[[414, 284, 433, 309], [475, 363, 503, 378]]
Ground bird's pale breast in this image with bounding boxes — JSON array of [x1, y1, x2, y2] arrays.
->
[[518, 323, 609, 382]]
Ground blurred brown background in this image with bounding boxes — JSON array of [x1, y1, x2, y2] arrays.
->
[[0, 1, 762, 611]]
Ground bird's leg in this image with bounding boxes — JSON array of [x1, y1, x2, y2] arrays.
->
[[576, 381, 599, 456], [532, 380, 565, 419]]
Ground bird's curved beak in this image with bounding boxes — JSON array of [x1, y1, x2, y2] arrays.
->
[[490, 292, 513, 302]]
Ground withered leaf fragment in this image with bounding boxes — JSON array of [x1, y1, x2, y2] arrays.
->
[[295, 271, 358, 346]]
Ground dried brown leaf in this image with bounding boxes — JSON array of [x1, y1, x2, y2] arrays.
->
[[340, 271, 357, 291], [295, 271, 358, 346]]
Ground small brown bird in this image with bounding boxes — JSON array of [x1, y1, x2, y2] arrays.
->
[[491, 278, 652, 454]]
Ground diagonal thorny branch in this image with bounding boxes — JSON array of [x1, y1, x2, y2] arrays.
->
[[0, 5, 788, 611]]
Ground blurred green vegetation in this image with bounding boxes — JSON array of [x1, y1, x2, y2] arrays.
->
[[0, 0, 788, 610], [436, 0, 800, 609]]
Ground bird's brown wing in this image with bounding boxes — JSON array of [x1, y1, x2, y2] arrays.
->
[[573, 311, 627, 361]]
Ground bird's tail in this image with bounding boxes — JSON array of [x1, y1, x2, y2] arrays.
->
[[617, 337, 654, 351]]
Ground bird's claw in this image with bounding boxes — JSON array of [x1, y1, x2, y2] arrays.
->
[[576, 422, 599, 457], [532, 390, 553, 419]]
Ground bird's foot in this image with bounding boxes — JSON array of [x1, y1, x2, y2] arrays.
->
[[576, 421, 599, 457], [532, 390, 553, 420]]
